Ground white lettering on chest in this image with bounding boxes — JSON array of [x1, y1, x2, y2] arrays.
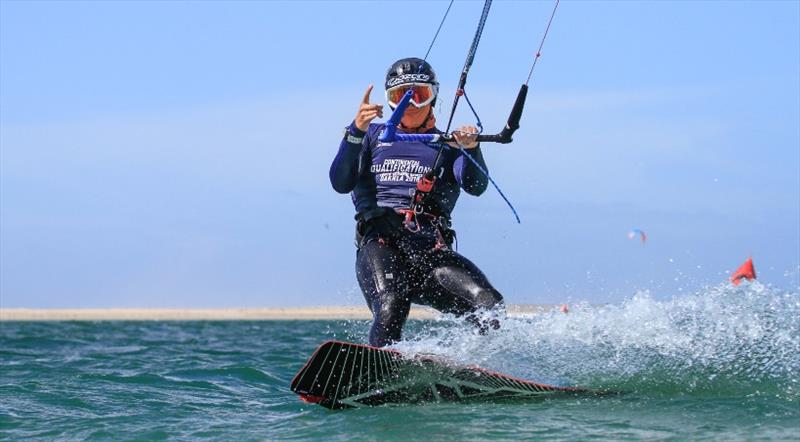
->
[[371, 159, 432, 183]]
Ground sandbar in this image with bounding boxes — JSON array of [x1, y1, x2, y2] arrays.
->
[[0, 305, 553, 321]]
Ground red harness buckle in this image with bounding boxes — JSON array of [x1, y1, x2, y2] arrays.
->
[[417, 175, 435, 193]]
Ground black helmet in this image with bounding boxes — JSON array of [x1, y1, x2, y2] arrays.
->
[[384, 57, 439, 90]]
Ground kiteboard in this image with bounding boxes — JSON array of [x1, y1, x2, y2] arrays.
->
[[291, 340, 587, 409]]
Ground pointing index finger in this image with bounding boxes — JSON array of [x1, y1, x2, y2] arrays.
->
[[362, 85, 374, 104]]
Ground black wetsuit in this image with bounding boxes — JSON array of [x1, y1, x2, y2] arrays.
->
[[330, 122, 504, 347]]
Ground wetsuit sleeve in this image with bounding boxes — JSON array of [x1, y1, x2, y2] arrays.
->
[[329, 122, 367, 194], [454, 146, 489, 196]]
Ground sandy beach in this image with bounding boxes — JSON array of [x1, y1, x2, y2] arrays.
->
[[0, 305, 553, 321]]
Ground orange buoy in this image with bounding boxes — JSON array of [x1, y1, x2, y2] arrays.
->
[[730, 257, 756, 285]]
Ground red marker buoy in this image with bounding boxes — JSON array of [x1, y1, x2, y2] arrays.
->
[[730, 257, 756, 285], [560, 304, 569, 314]]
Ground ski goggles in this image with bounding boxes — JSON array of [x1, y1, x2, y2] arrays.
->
[[385, 83, 438, 108]]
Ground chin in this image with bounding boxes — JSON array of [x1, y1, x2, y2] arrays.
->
[[402, 117, 424, 124], [401, 109, 429, 126]]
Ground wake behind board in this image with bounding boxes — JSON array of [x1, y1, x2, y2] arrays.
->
[[291, 340, 587, 409]]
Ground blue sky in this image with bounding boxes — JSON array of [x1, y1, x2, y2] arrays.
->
[[1, 0, 798, 308]]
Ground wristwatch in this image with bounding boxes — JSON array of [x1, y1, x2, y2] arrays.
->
[[344, 126, 364, 144]]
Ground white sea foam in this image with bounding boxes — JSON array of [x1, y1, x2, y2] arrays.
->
[[391, 281, 800, 399]]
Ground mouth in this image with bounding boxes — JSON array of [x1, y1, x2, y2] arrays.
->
[[403, 106, 427, 117]]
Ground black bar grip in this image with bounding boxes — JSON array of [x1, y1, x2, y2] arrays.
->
[[475, 134, 506, 143], [473, 84, 529, 144], [505, 84, 528, 132]]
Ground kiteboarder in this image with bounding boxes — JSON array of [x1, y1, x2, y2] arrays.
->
[[329, 57, 504, 347]]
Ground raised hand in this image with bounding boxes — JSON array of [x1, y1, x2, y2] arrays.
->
[[354, 85, 384, 132]]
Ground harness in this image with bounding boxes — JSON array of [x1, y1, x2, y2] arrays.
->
[[395, 208, 454, 251], [355, 206, 456, 251]]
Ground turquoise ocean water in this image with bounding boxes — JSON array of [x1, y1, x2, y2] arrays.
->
[[2, 282, 798, 440]]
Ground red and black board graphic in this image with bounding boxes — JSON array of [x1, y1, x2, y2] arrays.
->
[[290, 340, 586, 409]]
